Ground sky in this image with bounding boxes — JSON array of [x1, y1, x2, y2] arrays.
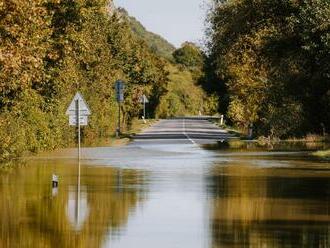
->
[[114, 0, 208, 48]]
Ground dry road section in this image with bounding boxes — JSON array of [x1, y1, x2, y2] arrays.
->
[[133, 117, 233, 145]]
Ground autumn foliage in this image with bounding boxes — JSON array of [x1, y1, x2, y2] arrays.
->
[[206, 0, 330, 137], [0, 0, 168, 160]]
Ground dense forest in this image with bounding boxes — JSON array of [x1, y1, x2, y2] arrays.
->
[[205, 0, 330, 138]]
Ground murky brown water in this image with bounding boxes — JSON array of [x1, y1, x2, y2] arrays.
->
[[0, 144, 329, 248]]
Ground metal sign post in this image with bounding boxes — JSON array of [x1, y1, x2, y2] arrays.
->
[[66, 92, 91, 159], [115, 80, 125, 138], [66, 92, 90, 228], [76, 99, 81, 160], [76, 98, 81, 223]]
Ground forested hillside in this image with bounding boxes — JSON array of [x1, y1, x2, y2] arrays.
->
[[116, 8, 216, 119], [116, 8, 176, 61], [0, 0, 168, 160], [206, 0, 330, 138]]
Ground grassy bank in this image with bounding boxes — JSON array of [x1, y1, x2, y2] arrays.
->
[[213, 121, 330, 153], [312, 150, 330, 159], [82, 118, 157, 147], [218, 121, 329, 144]]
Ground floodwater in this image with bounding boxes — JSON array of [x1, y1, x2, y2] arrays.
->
[[0, 142, 330, 248]]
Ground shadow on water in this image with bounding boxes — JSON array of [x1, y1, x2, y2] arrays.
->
[[0, 160, 147, 248]]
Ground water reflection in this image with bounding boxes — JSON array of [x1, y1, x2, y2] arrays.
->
[[67, 185, 89, 231], [0, 161, 147, 248], [204, 140, 330, 153], [1, 146, 330, 248], [208, 164, 330, 248]]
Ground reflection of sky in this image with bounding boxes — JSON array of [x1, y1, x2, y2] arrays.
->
[[100, 140, 213, 247], [104, 184, 209, 248], [114, 0, 210, 47]]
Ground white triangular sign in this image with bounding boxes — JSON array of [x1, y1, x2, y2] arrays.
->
[[66, 92, 91, 116], [139, 95, 149, 103]]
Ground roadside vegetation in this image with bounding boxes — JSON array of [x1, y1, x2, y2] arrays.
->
[[313, 150, 330, 159], [83, 118, 157, 147], [157, 42, 219, 118], [0, 0, 168, 161], [156, 63, 218, 118], [205, 0, 330, 140]]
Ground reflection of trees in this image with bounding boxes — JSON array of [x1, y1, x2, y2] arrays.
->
[[208, 165, 330, 248], [0, 161, 147, 248]]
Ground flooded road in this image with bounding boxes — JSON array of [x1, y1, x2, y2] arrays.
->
[[1, 119, 330, 248]]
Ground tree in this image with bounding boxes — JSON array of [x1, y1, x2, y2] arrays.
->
[[173, 42, 204, 68], [206, 0, 330, 137]]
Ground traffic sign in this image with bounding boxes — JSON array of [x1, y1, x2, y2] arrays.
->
[[69, 115, 88, 126], [116, 93, 124, 102], [115, 80, 124, 103], [139, 95, 149, 103], [115, 80, 124, 90], [139, 94, 149, 120], [66, 92, 91, 117], [65, 92, 90, 179]]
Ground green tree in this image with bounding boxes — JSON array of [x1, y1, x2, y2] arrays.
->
[[173, 42, 204, 68], [156, 64, 214, 118]]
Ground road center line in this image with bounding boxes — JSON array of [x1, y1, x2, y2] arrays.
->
[[182, 119, 196, 145]]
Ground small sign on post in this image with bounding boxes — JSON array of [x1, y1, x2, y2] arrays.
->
[[220, 115, 224, 126], [139, 94, 149, 121], [69, 115, 88, 126]]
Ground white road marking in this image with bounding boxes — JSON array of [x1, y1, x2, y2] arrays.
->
[[182, 119, 196, 145]]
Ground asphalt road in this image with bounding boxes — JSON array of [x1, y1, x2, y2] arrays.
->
[[132, 117, 234, 145], [36, 118, 233, 166]]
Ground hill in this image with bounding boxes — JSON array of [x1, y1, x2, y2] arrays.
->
[[116, 8, 176, 61]]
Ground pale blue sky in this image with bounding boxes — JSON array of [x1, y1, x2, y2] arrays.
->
[[114, 0, 208, 48]]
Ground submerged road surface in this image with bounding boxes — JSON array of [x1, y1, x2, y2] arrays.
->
[[13, 117, 330, 248], [37, 117, 230, 169], [133, 118, 233, 145]]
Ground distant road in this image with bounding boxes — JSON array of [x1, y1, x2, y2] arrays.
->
[[132, 117, 234, 145]]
